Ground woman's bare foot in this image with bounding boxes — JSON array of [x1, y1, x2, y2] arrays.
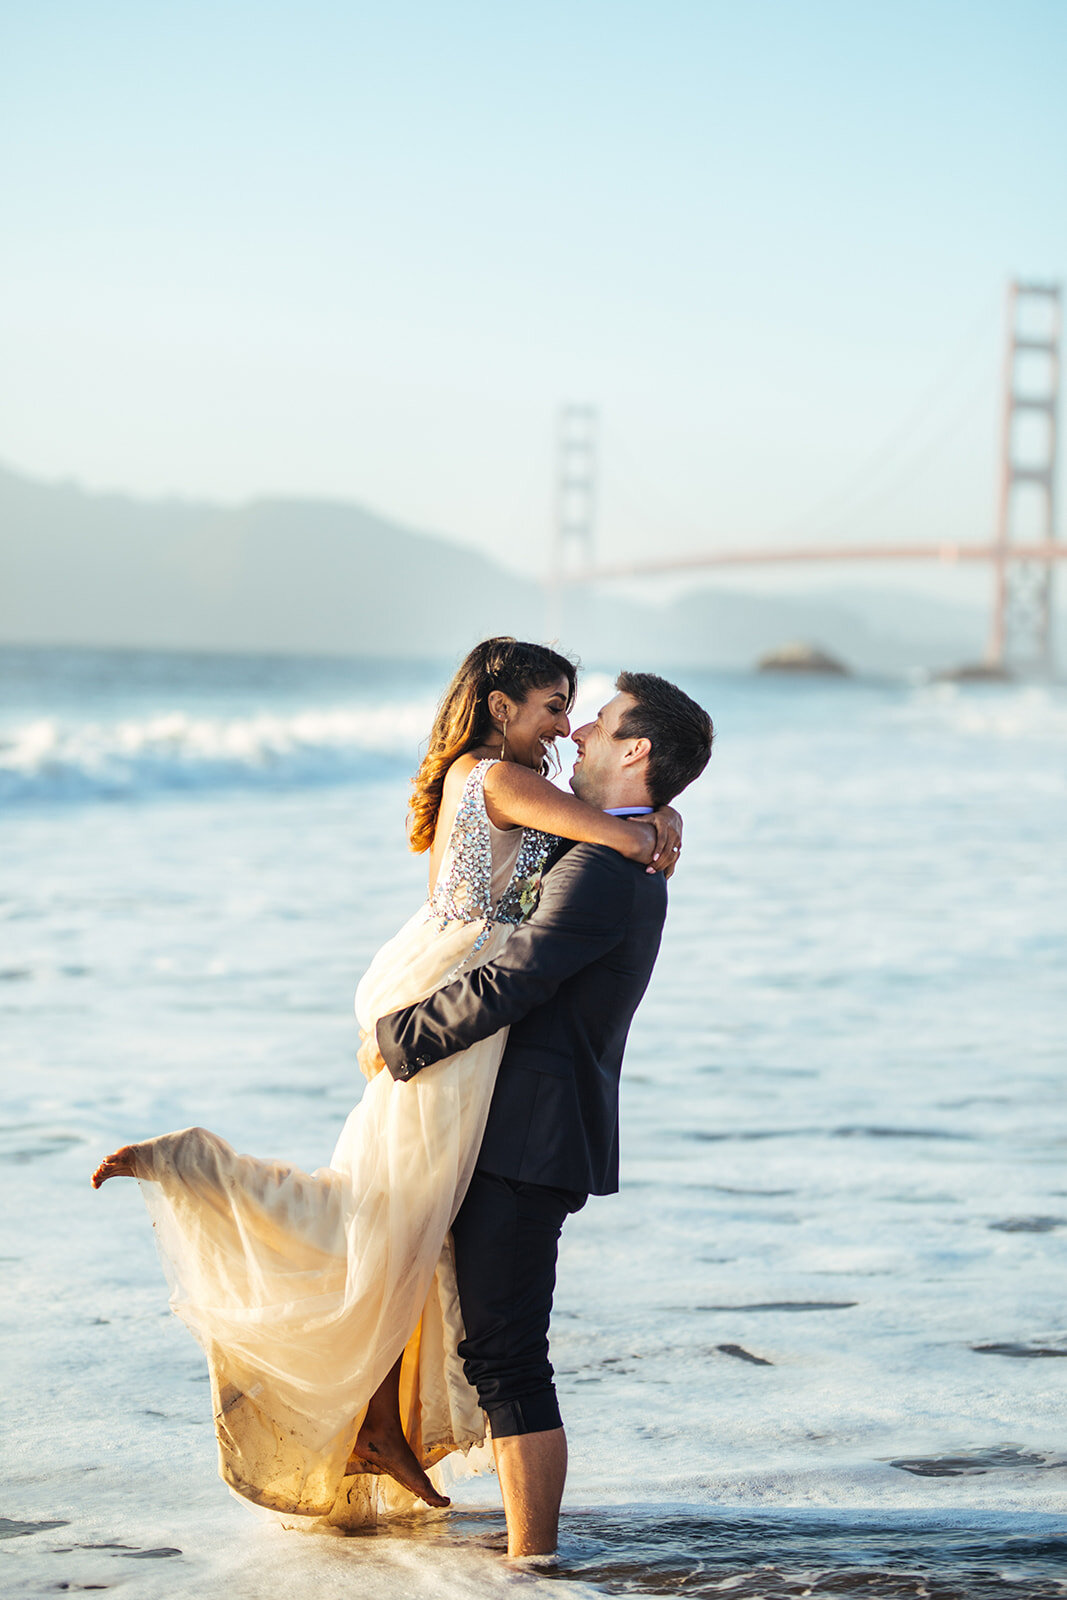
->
[[347, 1352, 450, 1507], [91, 1146, 139, 1188], [347, 1419, 450, 1507]]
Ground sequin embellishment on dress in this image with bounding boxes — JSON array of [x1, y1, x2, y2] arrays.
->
[[427, 758, 556, 968]]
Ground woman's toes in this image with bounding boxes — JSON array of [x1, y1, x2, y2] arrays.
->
[[92, 1147, 137, 1187]]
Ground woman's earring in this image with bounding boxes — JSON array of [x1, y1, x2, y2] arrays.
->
[[500, 714, 509, 761]]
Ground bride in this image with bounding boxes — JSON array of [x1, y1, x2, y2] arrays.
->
[[92, 637, 679, 1528]]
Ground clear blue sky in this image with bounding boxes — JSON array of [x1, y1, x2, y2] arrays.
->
[[2, 0, 1064, 590]]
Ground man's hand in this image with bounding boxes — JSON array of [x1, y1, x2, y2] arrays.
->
[[358, 1028, 388, 1079], [645, 805, 682, 877]]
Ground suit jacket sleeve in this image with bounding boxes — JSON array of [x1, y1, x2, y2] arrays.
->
[[377, 844, 636, 1081]]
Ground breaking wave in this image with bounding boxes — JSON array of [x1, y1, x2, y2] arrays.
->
[[0, 703, 434, 805], [898, 682, 1067, 741]]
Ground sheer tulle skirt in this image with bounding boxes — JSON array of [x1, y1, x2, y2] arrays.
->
[[130, 909, 512, 1526]]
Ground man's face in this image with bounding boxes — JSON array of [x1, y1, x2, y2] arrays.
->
[[569, 691, 638, 805]]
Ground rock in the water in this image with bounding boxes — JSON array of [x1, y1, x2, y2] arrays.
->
[[756, 641, 850, 675], [933, 661, 1015, 683], [716, 1342, 774, 1366]]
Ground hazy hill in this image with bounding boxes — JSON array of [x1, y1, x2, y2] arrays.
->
[[0, 464, 544, 659], [0, 462, 1014, 673]]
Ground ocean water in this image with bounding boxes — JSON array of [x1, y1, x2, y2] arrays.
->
[[2, 644, 1065, 1600]]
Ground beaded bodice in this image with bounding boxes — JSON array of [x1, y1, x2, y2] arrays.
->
[[428, 759, 557, 945]]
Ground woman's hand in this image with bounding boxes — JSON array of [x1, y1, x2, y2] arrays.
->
[[618, 807, 682, 874], [644, 805, 683, 876]]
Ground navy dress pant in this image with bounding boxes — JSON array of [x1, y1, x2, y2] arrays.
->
[[450, 1168, 587, 1438]]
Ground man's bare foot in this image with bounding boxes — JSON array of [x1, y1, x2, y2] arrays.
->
[[91, 1146, 139, 1188], [347, 1418, 450, 1508]]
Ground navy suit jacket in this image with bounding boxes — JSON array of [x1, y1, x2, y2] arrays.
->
[[377, 840, 667, 1196]]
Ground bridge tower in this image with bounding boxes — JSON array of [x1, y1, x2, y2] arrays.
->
[[987, 281, 1061, 674], [547, 404, 597, 639]]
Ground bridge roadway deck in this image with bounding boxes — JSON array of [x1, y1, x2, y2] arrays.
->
[[569, 541, 1066, 582]]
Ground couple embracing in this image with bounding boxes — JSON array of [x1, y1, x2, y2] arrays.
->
[[93, 637, 714, 1558]]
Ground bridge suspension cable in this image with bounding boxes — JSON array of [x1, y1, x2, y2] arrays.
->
[[550, 280, 1062, 675]]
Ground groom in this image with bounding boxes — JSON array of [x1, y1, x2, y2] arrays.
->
[[376, 671, 714, 1556]]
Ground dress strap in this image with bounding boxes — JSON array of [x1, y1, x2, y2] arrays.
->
[[427, 759, 500, 928]]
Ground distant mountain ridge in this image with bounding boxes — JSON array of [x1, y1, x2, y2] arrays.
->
[[0, 461, 1023, 673], [0, 463, 543, 660]]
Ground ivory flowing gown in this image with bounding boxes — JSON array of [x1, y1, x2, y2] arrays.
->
[[125, 760, 556, 1527]]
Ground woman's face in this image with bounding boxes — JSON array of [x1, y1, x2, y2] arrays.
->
[[501, 675, 572, 768]]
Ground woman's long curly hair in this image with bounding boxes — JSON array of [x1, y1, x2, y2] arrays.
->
[[408, 636, 577, 854]]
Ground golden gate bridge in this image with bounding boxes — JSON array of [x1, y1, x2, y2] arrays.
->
[[549, 281, 1062, 677]]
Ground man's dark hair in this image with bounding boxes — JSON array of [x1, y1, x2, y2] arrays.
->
[[614, 671, 714, 807]]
